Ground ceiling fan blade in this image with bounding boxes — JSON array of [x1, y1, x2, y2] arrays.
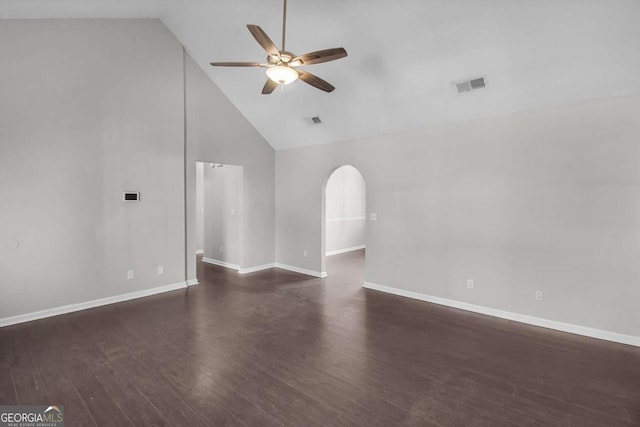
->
[[297, 70, 335, 93], [291, 47, 347, 66], [262, 79, 278, 95], [209, 62, 267, 67], [247, 25, 280, 57]]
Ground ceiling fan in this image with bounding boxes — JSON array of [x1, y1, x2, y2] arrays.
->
[[209, 0, 347, 94]]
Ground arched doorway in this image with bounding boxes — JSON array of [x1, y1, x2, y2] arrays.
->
[[322, 165, 366, 276]]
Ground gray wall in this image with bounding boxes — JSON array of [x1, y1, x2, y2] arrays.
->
[[0, 20, 185, 318], [325, 165, 366, 255], [276, 93, 640, 337], [195, 161, 204, 252], [0, 19, 276, 319], [185, 55, 275, 280], [202, 164, 243, 266]]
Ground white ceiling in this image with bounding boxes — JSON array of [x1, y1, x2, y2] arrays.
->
[[2, 0, 640, 150]]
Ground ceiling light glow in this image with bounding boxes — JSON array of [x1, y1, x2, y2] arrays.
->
[[266, 65, 299, 85]]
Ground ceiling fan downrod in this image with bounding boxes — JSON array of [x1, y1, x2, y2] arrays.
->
[[282, 0, 287, 52]]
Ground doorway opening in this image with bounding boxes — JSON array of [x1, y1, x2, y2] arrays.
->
[[195, 161, 244, 282], [322, 165, 366, 277]]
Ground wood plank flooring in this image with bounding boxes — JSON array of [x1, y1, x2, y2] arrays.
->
[[1, 250, 639, 426]]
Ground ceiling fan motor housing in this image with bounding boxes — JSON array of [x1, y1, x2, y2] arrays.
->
[[269, 51, 296, 65]]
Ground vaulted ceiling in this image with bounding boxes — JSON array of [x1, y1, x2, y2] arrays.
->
[[3, 0, 640, 150]]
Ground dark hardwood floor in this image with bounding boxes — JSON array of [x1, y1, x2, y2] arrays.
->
[[1, 250, 639, 426]]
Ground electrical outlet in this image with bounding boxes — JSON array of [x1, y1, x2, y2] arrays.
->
[[157, 265, 164, 275], [303, 249, 308, 257], [127, 270, 135, 280], [369, 212, 378, 221], [467, 279, 474, 290], [220, 246, 224, 253], [536, 290, 543, 301]]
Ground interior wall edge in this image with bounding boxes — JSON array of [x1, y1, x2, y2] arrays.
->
[[184, 52, 276, 281]]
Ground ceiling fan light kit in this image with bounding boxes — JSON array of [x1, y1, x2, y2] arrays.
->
[[210, 0, 347, 94], [266, 65, 299, 85]]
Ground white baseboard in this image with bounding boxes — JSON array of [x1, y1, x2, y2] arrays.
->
[[238, 263, 276, 275], [202, 257, 240, 271], [326, 245, 366, 256], [195, 249, 204, 255], [186, 278, 199, 286], [275, 263, 327, 278], [201, 258, 326, 278], [0, 281, 189, 328], [363, 282, 640, 348], [200, 257, 326, 278]]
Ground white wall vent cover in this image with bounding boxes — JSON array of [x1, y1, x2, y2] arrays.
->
[[455, 76, 487, 94]]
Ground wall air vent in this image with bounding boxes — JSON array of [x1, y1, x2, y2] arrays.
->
[[455, 76, 487, 94]]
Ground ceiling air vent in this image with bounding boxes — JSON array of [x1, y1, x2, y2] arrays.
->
[[311, 116, 322, 124], [455, 76, 487, 94]]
